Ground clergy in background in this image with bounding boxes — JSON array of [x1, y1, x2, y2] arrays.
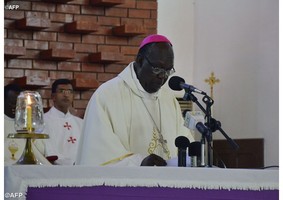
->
[[76, 34, 194, 166], [36, 79, 83, 165]]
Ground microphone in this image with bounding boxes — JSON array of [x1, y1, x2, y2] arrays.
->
[[189, 142, 201, 167], [196, 122, 209, 136], [168, 76, 206, 95], [196, 122, 209, 167], [175, 136, 190, 167]]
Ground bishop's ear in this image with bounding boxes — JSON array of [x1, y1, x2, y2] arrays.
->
[[136, 53, 144, 65], [134, 54, 144, 78]]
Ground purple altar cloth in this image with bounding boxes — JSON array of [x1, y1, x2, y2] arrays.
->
[[27, 186, 279, 200]]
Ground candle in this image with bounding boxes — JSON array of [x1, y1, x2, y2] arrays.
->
[[26, 95, 32, 132]]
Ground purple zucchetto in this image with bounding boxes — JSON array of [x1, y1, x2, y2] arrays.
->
[[139, 34, 172, 49]]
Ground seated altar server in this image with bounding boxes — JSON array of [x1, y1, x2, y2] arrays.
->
[[76, 34, 194, 166]]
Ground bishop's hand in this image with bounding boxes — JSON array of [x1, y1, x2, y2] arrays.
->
[[140, 154, 167, 166]]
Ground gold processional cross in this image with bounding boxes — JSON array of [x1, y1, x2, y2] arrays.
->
[[205, 72, 220, 99]]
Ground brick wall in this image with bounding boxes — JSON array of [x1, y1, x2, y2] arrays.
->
[[4, 0, 157, 118]]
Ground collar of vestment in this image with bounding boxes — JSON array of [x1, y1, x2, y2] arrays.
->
[[119, 62, 160, 100], [49, 106, 71, 118]]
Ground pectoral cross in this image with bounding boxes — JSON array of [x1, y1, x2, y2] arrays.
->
[[149, 128, 170, 159], [205, 72, 220, 99], [157, 130, 167, 145]]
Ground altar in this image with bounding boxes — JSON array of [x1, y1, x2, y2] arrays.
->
[[4, 165, 279, 200]]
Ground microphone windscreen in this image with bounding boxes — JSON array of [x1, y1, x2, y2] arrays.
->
[[189, 142, 201, 156], [196, 122, 208, 135], [168, 76, 185, 91], [175, 136, 190, 149]]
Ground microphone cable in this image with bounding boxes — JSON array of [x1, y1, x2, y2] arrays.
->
[[259, 165, 279, 169], [209, 143, 279, 169], [208, 142, 227, 168]]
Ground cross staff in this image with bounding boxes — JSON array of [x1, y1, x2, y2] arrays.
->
[[205, 72, 220, 99]]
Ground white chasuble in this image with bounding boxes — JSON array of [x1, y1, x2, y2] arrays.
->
[[76, 62, 195, 166]]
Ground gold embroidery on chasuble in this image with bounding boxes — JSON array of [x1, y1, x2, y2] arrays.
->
[[147, 127, 171, 160]]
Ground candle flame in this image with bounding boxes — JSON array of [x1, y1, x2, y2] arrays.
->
[[27, 95, 32, 105]]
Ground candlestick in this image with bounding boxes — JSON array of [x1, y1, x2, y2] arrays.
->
[[26, 95, 32, 132]]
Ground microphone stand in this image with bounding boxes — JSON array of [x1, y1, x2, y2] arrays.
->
[[183, 91, 239, 167], [202, 95, 214, 167]]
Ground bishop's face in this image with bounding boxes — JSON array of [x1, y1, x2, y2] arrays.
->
[[135, 43, 174, 93]]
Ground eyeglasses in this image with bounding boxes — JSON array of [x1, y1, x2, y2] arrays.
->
[[56, 89, 74, 94], [144, 56, 175, 77]]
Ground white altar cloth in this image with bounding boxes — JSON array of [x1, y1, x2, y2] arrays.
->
[[5, 165, 278, 200]]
